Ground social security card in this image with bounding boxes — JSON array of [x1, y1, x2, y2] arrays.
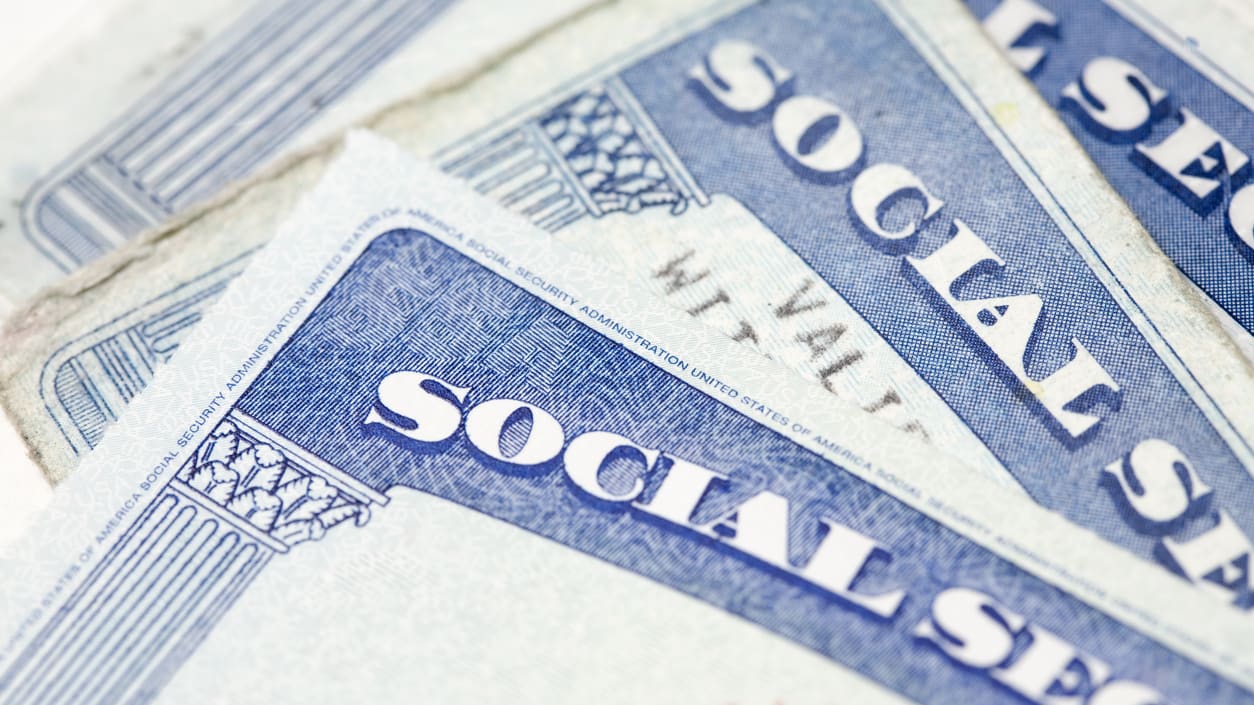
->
[[968, 0, 1254, 362], [430, 0, 1254, 610], [1, 131, 1252, 705]]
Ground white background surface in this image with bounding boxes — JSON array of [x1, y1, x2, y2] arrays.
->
[[0, 0, 125, 105]]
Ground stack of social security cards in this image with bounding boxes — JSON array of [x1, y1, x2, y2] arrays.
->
[[1, 0, 1254, 703]]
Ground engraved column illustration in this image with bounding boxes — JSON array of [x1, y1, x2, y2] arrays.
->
[[441, 77, 710, 230], [0, 411, 387, 705]]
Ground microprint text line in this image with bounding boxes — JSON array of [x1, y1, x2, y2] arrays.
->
[[477, 235, 812, 438]]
